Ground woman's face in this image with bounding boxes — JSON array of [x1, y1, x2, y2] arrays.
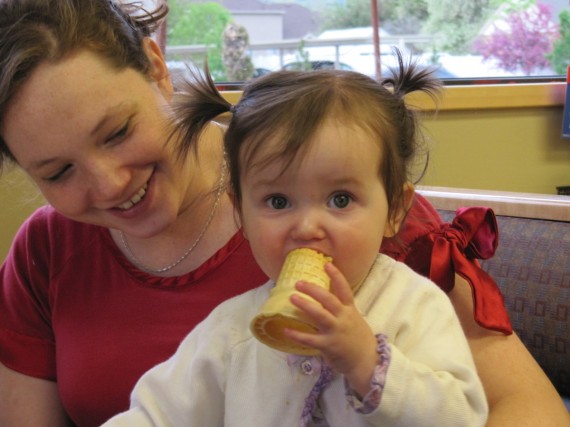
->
[[1, 43, 192, 238]]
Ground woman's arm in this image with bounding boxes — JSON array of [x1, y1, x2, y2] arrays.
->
[[448, 274, 570, 427], [0, 363, 71, 427]]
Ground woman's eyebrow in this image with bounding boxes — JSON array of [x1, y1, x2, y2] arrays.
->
[[90, 101, 135, 136]]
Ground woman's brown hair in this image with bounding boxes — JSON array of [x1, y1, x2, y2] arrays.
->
[[0, 0, 168, 171]]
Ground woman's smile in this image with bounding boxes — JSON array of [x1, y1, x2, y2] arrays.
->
[[116, 182, 148, 211]]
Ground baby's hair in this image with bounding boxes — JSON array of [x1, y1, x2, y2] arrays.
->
[[172, 48, 441, 224], [0, 0, 168, 172]]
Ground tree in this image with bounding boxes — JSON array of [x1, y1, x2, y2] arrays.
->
[[424, 0, 494, 54], [222, 23, 255, 81], [320, 0, 488, 58], [320, 0, 374, 31], [547, 10, 570, 75], [166, 1, 231, 80], [381, 0, 429, 35], [320, 0, 429, 34], [489, 0, 535, 13], [473, 2, 558, 75]]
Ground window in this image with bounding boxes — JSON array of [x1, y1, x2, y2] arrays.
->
[[159, 0, 569, 87]]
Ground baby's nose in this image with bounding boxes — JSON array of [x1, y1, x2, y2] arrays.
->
[[290, 209, 326, 242]]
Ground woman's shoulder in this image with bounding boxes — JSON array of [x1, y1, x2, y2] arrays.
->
[[8, 204, 109, 273], [380, 193, 442, 261], [20, 204, 97, 236], [16, 205, 103, 250]]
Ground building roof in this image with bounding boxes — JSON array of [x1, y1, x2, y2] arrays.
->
[[220, 0, 319, 39]]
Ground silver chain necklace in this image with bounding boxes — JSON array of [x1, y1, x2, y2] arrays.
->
[[119, 159, 227, 274]]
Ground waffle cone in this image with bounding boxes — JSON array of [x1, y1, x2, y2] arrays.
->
[[251, 248, 332, 355]]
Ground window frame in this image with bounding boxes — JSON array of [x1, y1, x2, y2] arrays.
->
[[157, 5, 568, 113], [219, 80, 566, 111]]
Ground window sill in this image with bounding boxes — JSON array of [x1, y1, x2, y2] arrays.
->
[[221, 81, 567, 112], [407, 81, 566, 111]]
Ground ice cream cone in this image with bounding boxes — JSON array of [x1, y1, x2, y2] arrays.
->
[[251, 248, 332, 355]]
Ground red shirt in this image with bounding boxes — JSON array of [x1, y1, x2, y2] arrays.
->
[[0, 205, 266, 426], [0, 195, 510, 426]]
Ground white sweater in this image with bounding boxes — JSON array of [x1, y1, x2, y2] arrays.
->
[[103, 254, 488, 426]]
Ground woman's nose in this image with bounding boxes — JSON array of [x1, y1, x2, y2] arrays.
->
[[85, 157, 130, 201]]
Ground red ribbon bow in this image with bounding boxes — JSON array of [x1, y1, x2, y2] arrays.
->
[[428, 207, 512, 334], [381, 197, 513, 335]]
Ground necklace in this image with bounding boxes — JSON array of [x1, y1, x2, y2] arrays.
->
[[120, 159, 227, 274]]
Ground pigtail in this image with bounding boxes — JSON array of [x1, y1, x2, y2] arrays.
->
[[381, 48, 442, 179], [168, 64, 233, 160], [381, 48, 442, 104], [376, 49, 442, 220]]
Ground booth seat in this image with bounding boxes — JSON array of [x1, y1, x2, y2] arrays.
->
[[418, 186, 570, 410]]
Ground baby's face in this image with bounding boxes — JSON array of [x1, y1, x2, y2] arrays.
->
[[239, 119, 393, 288]]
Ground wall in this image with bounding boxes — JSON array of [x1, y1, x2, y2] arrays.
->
[[2, 84, 570, 261], [1, 167, 45, 262], [231, 11, 284, 44], [421, 106, 570, 194]]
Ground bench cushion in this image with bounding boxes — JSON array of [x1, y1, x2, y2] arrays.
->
[[440, 210, 570, 396]]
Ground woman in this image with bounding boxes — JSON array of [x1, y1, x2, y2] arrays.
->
[[0, 1, 567, 426]]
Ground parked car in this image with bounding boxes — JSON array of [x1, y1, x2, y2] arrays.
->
[[282, 60, 354, 71], [252, 67, 273, 78]]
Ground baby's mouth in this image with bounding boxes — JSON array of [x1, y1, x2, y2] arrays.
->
[[117, 183, 148, 210]]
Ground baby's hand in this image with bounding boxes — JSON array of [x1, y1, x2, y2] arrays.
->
[[285, 262, 378, 397]]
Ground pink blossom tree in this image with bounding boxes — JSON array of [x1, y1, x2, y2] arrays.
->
[[473, 2, 559, 74]]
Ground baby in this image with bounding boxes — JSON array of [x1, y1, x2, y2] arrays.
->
[[103, 51, 488, 426]]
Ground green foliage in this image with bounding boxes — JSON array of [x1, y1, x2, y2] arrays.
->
[[424, 0, 494, 54], [165, 0, 185, 30], [295, 40, 312, 70], [166, 1, 231, 80], [320, 0, 375, 30], [547, 11, 570, 75], [380, 0, 429, 34], [320, 0, 428, 32], [489, 0, 535, 13]]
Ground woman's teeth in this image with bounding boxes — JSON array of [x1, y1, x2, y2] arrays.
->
[[118, 184, 147, 210]]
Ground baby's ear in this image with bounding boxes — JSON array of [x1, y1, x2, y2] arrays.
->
[[383, 182, 415, 237]]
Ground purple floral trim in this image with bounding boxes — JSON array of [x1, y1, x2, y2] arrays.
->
[[298, 358, 333, 427], [345, 333, 391, 414]]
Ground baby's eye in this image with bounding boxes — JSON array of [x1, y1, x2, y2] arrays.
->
[[266, 195, 290, 210], [329, 193, 352, 209]]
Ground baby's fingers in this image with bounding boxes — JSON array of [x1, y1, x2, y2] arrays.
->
[[284, 327, 325, 351], [294, 279, 346, 317], [290, 285, 336, 328], [325, 263, 354, 306]]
